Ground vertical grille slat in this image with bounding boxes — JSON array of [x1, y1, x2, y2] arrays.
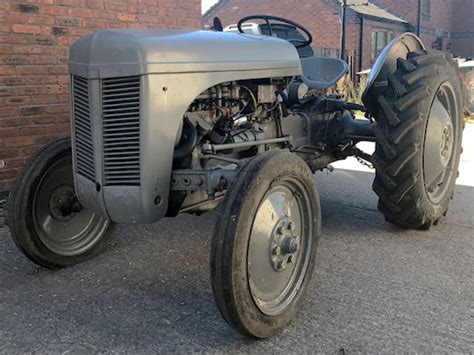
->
[[102, 76, 141, 186], [72, 75, 95, 182]]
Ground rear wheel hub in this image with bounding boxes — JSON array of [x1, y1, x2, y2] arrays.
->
[[423, 83, 457, 203]]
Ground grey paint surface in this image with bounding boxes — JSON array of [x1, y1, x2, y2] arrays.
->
[[300, 57, 349, 89], [0, 126, 473, 353], [69, 29, 302, 78], [69, 29, 303, 223]]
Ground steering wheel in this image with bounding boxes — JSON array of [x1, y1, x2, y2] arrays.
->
[[237, 15, 313, 48]]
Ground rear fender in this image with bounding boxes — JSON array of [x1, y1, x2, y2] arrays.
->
[[362, 33, 425, 112]]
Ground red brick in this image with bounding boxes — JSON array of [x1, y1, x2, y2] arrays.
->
[[46, 104, 70, 114], [18, 125, 47, 137], [1, 0, 201, 191], [80, 19, 107, 29], [0, 108, 22, 120], [57, 75, 70, 84], [3, 158, 27, 168], [3, 136, 36, 148], [0, 179, 16, 191], [105, 3, 128, 12], [0, 87, 16, 97], [0, 170, 18, 180], [12, 24, 43, 34], [0, 128, 19, 139], [46, 84, 68, 94], [30, 114, 70, 124], [55, 0, 82, 7], [19, 145, 43, 157], [0, 23, 12, 32], [84, 0, 106, 10], [56, 17, 80, 27], [0, 66, 16, 75], [0, 118, 26, 133], [1, 96, 32, 106], [0, 149, 21, 160], [116, 13, 138, 22]]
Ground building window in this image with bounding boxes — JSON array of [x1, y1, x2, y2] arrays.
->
[[421, 0, 431, 14], [371, 30, 393, 60]]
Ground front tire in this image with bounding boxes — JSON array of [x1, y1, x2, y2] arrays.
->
[[7, 138, 115, 269], [211, 151, 321, 338], [366, 50, 463, 229]]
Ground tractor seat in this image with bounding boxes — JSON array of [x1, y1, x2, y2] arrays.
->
[[300, 57, 349, 90]]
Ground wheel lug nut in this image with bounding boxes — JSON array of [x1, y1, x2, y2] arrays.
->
[[287, 255, 294, 263], [277, 261, 284, 270], [287, 221, 295, 230], [272, 246, 281, 256]]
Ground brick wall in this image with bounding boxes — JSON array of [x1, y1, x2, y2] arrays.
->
[[368, 0, 416, 32], [203, 0, 371, 70], [360, 19, 407, 70], [373, 0, 474, 56], [205, 0, 473, 67], [204, 0, 343, 50], [203, 0, 409, 71], [372, 0, 453, 31], [451, 0, 474, 58], [0, 0, 201, 192], [452, 37, 474, 59]]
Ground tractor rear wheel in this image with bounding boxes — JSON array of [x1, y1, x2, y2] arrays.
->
[[7, 138, 115, 269], [368, 50, 463, 229]]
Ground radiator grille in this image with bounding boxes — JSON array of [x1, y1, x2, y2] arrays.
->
[[102, 76, 141, 186], [72, 75, 95, 182]]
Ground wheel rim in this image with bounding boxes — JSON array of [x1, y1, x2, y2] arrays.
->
[[423, 82, 458, 203], [247, 177, 313, 316], [32, 157, 110, 256]]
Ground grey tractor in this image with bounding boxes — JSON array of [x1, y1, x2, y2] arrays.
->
[[7, 15, 463, 338]]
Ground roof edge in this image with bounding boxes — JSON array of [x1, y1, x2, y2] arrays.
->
[[202, 0, 231, 21]]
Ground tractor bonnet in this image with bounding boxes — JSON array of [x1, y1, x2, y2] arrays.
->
[[69, 29, 302, 79]]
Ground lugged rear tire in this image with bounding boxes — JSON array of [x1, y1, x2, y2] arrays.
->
[[366, 50, 463, 229]]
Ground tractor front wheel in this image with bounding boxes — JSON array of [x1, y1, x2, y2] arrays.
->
[[211, 151, 321, 338], [7, 138, 115, 269]]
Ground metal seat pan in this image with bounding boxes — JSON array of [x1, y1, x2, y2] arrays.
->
[[300, 57, 349, 90]]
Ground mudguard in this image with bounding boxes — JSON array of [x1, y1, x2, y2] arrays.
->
[[362, 32, 425, 111]]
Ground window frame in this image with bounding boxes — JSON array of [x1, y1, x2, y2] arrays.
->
[[371, 29, 393, 61]]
